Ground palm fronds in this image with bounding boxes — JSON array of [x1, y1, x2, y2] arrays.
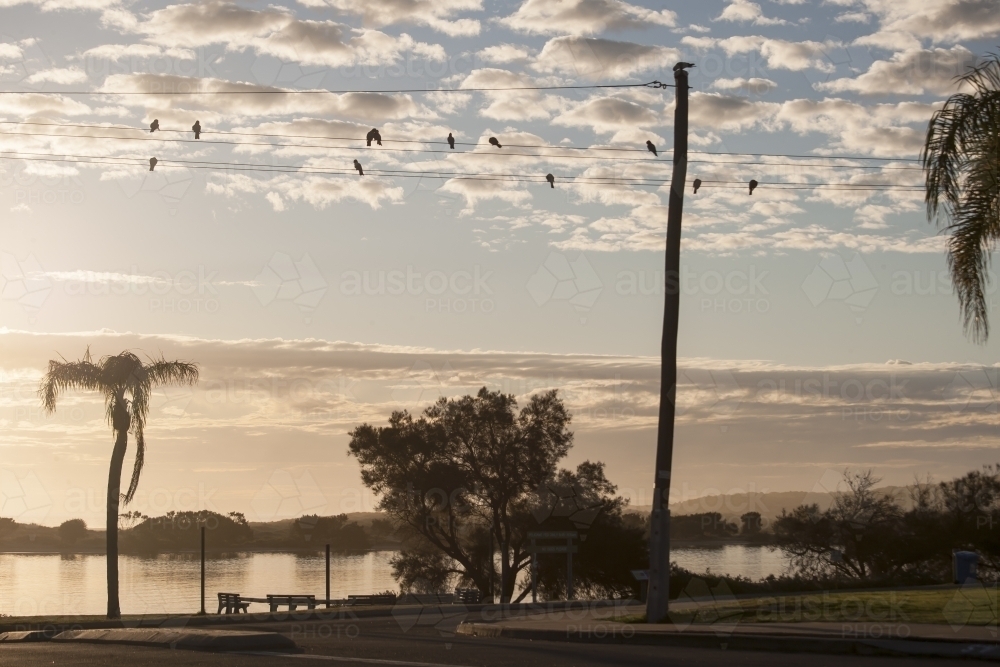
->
[[38, 349, 200, 503], [923, 51, 1000, 342]]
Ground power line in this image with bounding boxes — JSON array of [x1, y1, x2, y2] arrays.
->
[[0, 150, 927, 190], [0, 121, 922, 163], [0, 129, 925, 170], [0, 81, 674, 96]]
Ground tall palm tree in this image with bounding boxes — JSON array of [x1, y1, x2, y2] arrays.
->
[[39, 349, 198, 618], [923, 51, 1000, 342]]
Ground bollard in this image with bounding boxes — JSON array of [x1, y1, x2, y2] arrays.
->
[[200, 525, 206, 615]]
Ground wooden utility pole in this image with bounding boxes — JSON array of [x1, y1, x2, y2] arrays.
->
[[646, 63, 691, 624], [326, 543, 331, 608]]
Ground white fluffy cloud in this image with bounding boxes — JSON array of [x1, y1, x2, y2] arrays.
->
[[716, 0, 788, 26], [533, 36, 680, 79], [130, 2, 444, 68], [859, 0, 1000, 47], [819, 46, 977, 95], [501, 0, 676, 35], [298, 0, 482, 37]]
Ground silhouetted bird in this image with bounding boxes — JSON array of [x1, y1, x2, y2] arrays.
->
[[546, 173, 555, 189], [366, 128, 382, 147], [693, 178, 702, 194], [192, 120, 201, 139], [447, 133, 455, 149], [646, 140, 658, 157], [489, 136, 502, 148], [149, 157, 157, 171], [149, 119, 159, 133], [673, 62, 696, 72], [749, 179, 758, 195], [354, 159, 364, 176]]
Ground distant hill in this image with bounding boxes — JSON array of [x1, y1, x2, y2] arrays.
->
[[627, 485, 919, 526]]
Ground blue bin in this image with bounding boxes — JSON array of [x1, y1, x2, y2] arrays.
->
[[953, 551, 979, 584]]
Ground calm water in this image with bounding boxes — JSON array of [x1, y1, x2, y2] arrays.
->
[[0, 546, 789, 616]]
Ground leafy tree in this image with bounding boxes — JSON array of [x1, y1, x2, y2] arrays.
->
[[349, 387, 572, 601], [126, 510, 253, 551], [741, 511, 763, 535], [528, 463, 646, 600], [58, 519, 88, 546], [39, 349, 199, 618], [289, 514, 370, 551], [773, 470, 911, 579], [922, 51, 1000, 341]]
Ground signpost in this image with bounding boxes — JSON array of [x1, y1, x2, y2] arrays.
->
[[526, 531, 578, 601]]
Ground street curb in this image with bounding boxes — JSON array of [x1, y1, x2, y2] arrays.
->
[[50, 628, 300, 653], [0, 599, 632, 635], [455, 623, 1000, 661], [0, 631, 51, 643]]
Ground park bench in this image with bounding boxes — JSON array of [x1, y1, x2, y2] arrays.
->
[[265, 594, 317, 612], [347, 594, 397, 606], [216, 592, 250, 614]]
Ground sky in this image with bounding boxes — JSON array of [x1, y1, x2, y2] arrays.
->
[[1, 0, 999, 527]]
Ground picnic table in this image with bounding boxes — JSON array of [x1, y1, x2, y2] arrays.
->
[[241, 594, 318, 612], [216, 592, 250, 614]]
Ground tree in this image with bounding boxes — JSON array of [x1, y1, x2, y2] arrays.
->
[[348, 387, 572, 602], [773, 470, 909, 580], [922, 51, 1000, 341], [58, 519, 88, 547], [741, 512, 762, 535], [39, 348, 198, 618]]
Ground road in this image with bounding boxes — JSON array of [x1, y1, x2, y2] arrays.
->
[[0, 616, 978, 666]]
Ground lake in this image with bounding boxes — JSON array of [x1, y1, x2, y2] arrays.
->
[[0, 546, 790, 616]]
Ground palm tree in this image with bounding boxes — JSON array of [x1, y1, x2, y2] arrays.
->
[[39, 349, 198, 618], [923, 51, 1000, 342]]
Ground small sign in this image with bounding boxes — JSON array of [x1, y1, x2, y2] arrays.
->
[[527, 531, 578, 539], [527, 545, 578, 554], [631, 569, 649, 581]]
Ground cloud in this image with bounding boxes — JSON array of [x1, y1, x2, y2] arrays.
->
[[0, 0, 118, 9], [818, 46, 977, 96], [859, 0, 1000, 47], [553, 95, 661, 133], [132, 1, 443, 68], [500, 0, 676, 35], [477, 43, 531, 64], [689, 92, 779, 131], [24, 67, 87, 84], [711, 77, 778, 94], [532, 36, 680, 79], [686, 36, 841, 72], [298, 0, 482, 37], [206, 172, 405, 210], [440, 177, 533, 213], [459, 69, 566, 121], [97, 74, 429, 122], [79, 43, 197, 61], [715, 0, 788, 26]]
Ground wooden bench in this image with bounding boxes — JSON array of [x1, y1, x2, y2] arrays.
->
[[396, 593, 455, 605], [216, 592, 250, 614], [347, 594, 396, 606], [265, 594, 317, 612]]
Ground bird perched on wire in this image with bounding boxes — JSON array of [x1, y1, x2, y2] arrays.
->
[[546, 173, 555, 189], [149, 119, 159, 133], [693, 178, 702, 194], [646, 140, 657, 156], [673, 62, 696, 72], [354, 159, 364, 176], [749, 179, 758, 195], [489, 136, 502, 148], [366, 128, 382, 147], [192, 120, 201, 139], [447, 133, 455, 149], [149, 157, 157, 172]]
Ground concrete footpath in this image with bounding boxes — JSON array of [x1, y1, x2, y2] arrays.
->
[[456, 604, 1000, 661], [0, 627, 298, 652]]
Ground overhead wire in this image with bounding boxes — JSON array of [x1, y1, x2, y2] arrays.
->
[[0, 128, 926, 170], [0, 150, 926, 190]]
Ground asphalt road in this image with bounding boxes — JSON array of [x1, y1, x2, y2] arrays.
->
[[0, 616, 978, 666]]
